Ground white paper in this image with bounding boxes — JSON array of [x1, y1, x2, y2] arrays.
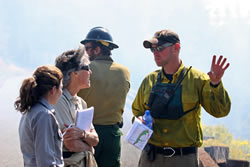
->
[[125, 118, 153, 150], [75, 106, 94, 132]]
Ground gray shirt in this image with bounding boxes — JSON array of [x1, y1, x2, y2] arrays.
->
[[53, 89, 94, 152], [54, 89, 87, 129], [19, 98, 63, 167]]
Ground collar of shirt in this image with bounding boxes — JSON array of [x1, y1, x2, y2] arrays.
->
[[93, 56, 113, 62], [63, 88, 80, 109], [63, 88, 74, 102], [161, 62, 185, 83], [39, 98, 55, 114]]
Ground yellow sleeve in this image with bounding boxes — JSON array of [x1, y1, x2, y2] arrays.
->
[[200, 75, 231, 117], [132, 77, 152, 119]]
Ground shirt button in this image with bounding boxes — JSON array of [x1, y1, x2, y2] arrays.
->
[[164, 142, 169, 146], [163, 129, 168, 133]]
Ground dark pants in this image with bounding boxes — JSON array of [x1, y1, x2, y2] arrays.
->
[[138, 149, 199, 167], [94, 124, 122, 167]]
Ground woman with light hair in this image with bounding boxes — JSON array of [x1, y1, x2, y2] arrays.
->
[[54, 46, 99, 167], [15, 65, 64, 167]]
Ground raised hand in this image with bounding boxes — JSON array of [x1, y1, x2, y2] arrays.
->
[[207, 55, 230, 85]]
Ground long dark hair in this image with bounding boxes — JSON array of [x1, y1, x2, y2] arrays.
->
[[14, 65, 63, 113]]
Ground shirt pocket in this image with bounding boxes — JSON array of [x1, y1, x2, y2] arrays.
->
[[111, 127, 123, 137], [182, 92, 199, 113]]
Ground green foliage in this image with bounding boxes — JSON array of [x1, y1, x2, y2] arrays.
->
[[202, 125, 250, 162]]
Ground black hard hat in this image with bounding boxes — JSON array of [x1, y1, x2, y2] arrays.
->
[[80, 27, 119, 49]]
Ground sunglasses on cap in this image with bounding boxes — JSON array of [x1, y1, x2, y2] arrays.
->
[[154, 31, 163, 38], [80, 65, 90, 71], [150, 43, 174, 53]]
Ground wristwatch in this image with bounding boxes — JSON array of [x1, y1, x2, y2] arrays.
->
[[82, 130, 87, 140]]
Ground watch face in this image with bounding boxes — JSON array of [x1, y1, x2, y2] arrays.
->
[[82, 130, 87, 140]]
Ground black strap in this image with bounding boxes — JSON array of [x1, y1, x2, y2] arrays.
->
[[156, 67, 184, 83], [146, 144, 197, 157], [157, 66, 192, 85], [156, 66, 192, 100], [172, 66, 192, 93], [156, 146, 197, 156]]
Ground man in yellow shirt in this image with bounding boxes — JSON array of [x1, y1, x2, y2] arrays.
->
[[132, 29, 231, 167], [78, 27, 130, 167]]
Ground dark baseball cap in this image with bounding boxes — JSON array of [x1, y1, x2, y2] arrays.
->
[[143, 29, 180, 48]]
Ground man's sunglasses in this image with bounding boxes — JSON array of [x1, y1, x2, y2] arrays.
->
[[150, 43, 174, 53], [85, 46, 94, 51], [80, 65, 90, 71]]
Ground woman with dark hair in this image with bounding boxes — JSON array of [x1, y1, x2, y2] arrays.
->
[[15, 65, 64, 167], [54, 46, 98, 167]]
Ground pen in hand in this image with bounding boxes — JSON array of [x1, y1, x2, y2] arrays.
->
[[62, 123, 73, 137]]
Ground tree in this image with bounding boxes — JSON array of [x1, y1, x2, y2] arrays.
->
[[202, 125, 250, 161]]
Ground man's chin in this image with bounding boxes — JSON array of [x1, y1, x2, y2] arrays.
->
[[155, 62, 162, 67]]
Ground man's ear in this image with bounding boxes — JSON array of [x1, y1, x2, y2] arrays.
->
[[70, 71, 77, 77], [175, 43, 180, 50], [70, 71, 79, 81], [174, 43, 181, 50], [95, 46, 101, 55], [173, 43, 180, 54]]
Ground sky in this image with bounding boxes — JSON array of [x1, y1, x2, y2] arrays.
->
[[0, 0, 250, 139]]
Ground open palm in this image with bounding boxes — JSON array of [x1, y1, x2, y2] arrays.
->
[[207, 55, 230, 85]]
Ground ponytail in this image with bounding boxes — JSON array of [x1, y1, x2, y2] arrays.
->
[[14, 77, 38, 113], [14, 65, 63, 113]]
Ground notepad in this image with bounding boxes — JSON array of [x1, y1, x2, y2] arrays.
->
[[125, 118, 153, 150], [75, 106, 94, 132]]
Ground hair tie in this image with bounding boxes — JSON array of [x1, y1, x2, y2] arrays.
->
[[32, 75, 38, 88]]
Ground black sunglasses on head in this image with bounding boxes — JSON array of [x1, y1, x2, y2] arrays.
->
[[80, 65, 90, 71], [85, 46, 93, 51]]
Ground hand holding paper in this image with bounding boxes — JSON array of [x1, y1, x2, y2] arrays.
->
[[75, 106, 94, 132], [125, 118, 153, 150]]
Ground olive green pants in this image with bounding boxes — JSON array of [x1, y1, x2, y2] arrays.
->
[[94, 125, 122, 167], [138, 150, 199, 167]]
